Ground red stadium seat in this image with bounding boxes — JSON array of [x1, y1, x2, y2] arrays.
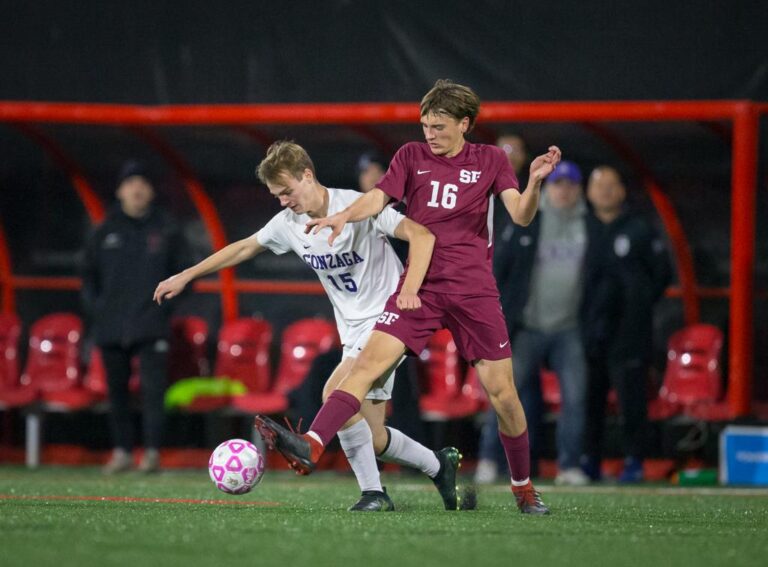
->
[[12, 313, 90, 408], [182, 318, 273, 412], [215, 318, 273, 391], [8, 313, 86, 468], [85, 317, 208, 401], [0, 313, 34, 408], [419, 330, 477, 420], [169, 316, 210, 383], [232, 318, 339, 415], [648, 324, 725, 420]]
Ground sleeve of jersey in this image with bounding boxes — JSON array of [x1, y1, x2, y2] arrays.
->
[[254, 213, 291, 255], [372, 205, 405, 238], [375, 145, 410, 204], [491, 148, 520, 196]]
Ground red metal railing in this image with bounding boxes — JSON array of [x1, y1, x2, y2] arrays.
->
[[0, 99, 761, 418]]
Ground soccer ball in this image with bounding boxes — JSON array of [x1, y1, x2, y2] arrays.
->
[[208, 439, 265, 495]]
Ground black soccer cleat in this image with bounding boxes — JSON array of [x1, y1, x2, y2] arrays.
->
[[348, 487, 395, 512], [253, 415, 318, 475], [431, 447, 462, 510], [512, 482, 550, 515]]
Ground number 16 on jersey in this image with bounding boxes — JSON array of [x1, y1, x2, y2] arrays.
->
[[427, 181, 458, 209]]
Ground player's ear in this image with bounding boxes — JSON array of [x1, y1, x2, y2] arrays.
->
[[459, 116, 469, 133], [303, 168, 314, 182]]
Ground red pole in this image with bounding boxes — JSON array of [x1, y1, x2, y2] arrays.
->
[[132, 127, 239, 322], [0, 221, 15, 313], [728, 103, 758, 417], [12, 124, 106, 224]]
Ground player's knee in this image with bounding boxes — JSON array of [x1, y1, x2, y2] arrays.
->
[[345, 351, 385, 388], [488, 382, 520, 412]]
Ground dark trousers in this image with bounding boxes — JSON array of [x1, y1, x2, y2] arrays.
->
[[102, 340, 168, 451], [584, 354, 648, 460]]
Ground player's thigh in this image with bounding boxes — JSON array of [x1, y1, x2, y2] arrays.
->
[[344, 318, 404, 401], [442, 295, 511, 362], [344, 331, 406, 380], [321, 357, 356, 401]]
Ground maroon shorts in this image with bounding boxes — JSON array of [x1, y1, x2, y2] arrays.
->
[[373, 289, 512, 362]]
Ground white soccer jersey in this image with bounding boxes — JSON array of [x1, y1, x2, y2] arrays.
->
[[255, 188, 405, 328]]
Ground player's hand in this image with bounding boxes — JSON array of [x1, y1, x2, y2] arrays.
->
[[529, 145, 562, 182], [153, 273, 190, 304], [396, 290, 422, 311], [305, 211, 349, 246]]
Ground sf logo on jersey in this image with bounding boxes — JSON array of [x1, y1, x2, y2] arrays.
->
[[377, 312, 400, 325], [459, 169, 482, 183]]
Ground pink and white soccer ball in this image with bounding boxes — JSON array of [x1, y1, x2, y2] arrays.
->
[[208, 439, 265, 495]]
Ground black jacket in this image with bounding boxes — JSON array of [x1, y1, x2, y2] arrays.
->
[[494, 207, 672, 361], [581, 209, 672, 362], [493, 213, 542, 335], [81, 205, 189, 346]]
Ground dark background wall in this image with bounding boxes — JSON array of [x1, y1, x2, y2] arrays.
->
[[0, 0, 766, 396], [2, 1, 767, 103]]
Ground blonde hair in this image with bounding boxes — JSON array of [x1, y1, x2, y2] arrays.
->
[[420, 79, 481, 132], [256, 140, 315, 184]]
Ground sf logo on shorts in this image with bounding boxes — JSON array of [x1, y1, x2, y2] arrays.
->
[[377, 312, 400, 325]]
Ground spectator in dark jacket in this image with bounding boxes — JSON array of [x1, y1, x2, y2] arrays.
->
[[581, 166, 672, 483], [82, 161, 189, 473]]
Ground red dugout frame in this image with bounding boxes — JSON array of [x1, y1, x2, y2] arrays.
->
[[0, 99, 761, 418]]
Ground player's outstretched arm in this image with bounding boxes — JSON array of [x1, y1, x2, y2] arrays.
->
[[153, 237, 265, 304], [501, 145, 562, 226], [393, 218, 436, 311], [305, 188, 390, 245]]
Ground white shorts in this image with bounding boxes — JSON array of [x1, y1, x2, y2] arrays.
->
[[339, 316, 399, 401]]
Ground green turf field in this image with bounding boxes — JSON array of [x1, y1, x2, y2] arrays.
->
[[0, 466, 766, 567]]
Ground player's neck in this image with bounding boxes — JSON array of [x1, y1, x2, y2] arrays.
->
[[443, 137, 466, 158], [307, 184, 329, 218]]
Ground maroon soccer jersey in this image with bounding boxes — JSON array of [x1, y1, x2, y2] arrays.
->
[[376, 141, 519, 296]]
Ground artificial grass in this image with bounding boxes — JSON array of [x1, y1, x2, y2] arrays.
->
[[0, 466, 766, 567]]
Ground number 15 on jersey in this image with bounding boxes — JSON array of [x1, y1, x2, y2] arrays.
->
[[327, 272, 358, 292]]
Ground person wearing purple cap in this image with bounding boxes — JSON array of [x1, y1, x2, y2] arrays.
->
[[493, 159, 591, 486]]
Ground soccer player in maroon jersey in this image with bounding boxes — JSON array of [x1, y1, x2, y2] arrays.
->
[[255, 80, 561, 514]]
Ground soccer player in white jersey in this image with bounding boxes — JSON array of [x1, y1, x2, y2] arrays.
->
[[153, 141, 461, 511]]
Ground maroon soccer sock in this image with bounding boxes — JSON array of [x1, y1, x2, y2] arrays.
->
[[309, 390, 361, 446], [499, 429, 531, 483]]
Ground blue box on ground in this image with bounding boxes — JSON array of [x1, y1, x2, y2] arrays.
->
[[720, 426, 768, 486]]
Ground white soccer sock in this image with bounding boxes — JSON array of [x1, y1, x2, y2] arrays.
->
[[378, 427, 440, 478], [337, 419, 383, 493]]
